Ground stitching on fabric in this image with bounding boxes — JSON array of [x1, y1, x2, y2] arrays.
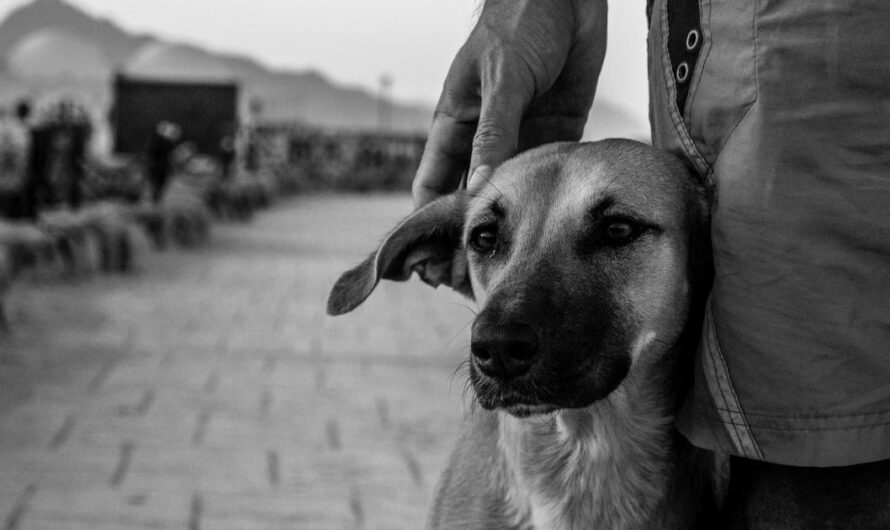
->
[[691, 413, 890, 432], [701, 402, 890, 420], [683, 0, 712, 121], [704, 311, 748, 453], [706, 300, 765, 459]]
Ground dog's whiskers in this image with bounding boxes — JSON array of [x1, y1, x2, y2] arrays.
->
[[442, 317, 474, 352], [450, 358, 471, 389], [449, 302, 478, 317]]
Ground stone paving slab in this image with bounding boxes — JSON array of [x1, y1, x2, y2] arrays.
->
[[0, 194, 473, 529]]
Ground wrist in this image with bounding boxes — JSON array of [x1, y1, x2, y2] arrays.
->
[[572, 0, 608, 36]]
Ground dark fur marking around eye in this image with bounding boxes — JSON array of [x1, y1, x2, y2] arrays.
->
[[575, 197, 660, 256]]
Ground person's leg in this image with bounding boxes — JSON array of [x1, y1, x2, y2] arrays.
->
[[21, 179, 36, 220], [69, 166, 82, 209], [155, 172, 169, 203], [150, 171, 166, 204], [723, 456, 890, 529]]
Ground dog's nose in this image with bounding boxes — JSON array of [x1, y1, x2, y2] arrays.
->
[[471, 321, 539, 379]]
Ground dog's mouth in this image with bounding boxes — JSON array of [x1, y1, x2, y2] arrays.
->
[[477, 392, 560, 417], [471, 360, 629, 416], [474, 385, 561, 417], [502, 403, 560, 418]]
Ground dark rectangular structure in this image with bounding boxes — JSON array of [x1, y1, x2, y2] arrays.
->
[[112, 75, 238, 157]]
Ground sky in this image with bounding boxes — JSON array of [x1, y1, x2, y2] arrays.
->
[[0, 0, 649, 125]]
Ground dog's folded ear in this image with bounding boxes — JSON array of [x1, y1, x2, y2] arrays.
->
[[327, 193, 470, 316]]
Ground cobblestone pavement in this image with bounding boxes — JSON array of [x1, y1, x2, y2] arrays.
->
[[0, 195, 474, 529]]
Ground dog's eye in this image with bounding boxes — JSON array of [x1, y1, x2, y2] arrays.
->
[[606, 221, 635, 241], [469, 226, 498, 254], [601, 218, 645, 246], [577, 216, 652, 255]]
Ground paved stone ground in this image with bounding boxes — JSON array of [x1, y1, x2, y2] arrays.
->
[[0, 194, 474, 529]]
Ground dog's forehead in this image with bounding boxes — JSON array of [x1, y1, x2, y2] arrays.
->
[[467, 142, 686, 225]]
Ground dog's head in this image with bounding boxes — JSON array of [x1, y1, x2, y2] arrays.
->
[[328, 140, 710, 417]]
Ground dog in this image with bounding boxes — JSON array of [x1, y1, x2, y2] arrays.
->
[[328, 139, 723, 529]]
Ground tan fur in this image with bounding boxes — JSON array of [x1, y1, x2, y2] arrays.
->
[[328, 140, 720, 529], [497, 366, 675, 529]]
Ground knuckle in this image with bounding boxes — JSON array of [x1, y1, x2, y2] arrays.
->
[[435, 86, 481, 124], [432, 105, 468, 124], [472, 121, 511, 151]]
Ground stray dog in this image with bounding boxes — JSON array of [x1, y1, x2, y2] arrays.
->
[[328, 140, 722, 529]]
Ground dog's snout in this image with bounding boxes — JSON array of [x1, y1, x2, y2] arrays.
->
[[471, 321, 539, 380]]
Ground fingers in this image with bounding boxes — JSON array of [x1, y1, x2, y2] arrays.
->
[[413, 27, 535, 207], [517, 112, 589, 151], [414, 83, 529, 207], [467, 79, 530, 190], [414, 82, 531, 206], [411, 0, 597, 208], [412, 110, 476, 208]]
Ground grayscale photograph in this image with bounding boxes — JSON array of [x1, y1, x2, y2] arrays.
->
[[0, 0, 887, 528]]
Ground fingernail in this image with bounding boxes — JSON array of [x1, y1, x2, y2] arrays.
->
[[468, 165, 492, 189]]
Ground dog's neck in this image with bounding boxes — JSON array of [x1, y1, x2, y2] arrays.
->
[[495, 358, 684, 530]]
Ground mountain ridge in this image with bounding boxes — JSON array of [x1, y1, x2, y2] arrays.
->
[[0, 0, 646, 138], [0, 0, 434, 131]]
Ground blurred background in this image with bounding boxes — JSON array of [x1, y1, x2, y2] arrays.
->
[[0, 0, 648, 528]]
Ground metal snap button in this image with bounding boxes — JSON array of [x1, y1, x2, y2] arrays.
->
[[676, 61, 690, 83], [686, 29, 700, 51]]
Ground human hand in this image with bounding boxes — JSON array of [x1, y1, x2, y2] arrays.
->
[[412, 0, 608, 207]]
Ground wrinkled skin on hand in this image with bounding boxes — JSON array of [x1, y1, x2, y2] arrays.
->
[[412, 0, 608, 207]]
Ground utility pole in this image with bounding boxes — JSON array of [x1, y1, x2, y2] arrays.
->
[[377, 74, 393, 132]]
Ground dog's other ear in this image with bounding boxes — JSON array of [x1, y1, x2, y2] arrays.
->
[[327, 193, 470, 316]]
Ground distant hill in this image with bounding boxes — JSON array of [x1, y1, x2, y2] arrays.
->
[[0, 0, 151, 66], [0, 0, 433, 131], [0, 0, 646, 138]]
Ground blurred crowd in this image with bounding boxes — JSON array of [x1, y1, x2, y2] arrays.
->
[[0, 97, 273, 221], [0, 95, 429, 226], [272, 126, 426, 191], [0, 99, 92, 218]]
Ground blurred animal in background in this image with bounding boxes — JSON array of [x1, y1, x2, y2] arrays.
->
[[328, 140, 724, 529]]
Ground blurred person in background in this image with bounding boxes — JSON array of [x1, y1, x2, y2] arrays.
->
[[0, 106, 28, 185], [241, 124, 259, 174], [242, 98, 263, 173], [411, 1, 890, 527], [146, 121, 181, 203], [0, 103, 30, 218], [18, 99, 93, 216], [219, 122, 237, 180], [20, 99, 52, 219], [52, 99, 91, 210]]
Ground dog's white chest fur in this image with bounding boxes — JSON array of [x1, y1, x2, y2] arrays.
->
[[497, 385, 674, 530]]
